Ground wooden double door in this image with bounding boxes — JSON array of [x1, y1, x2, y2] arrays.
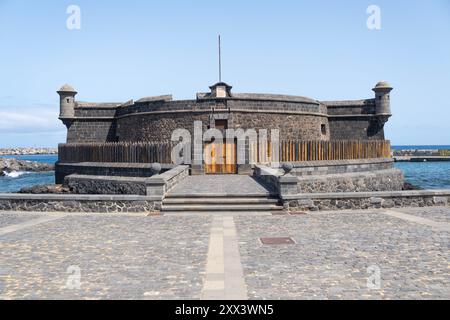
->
[[204, 141, 237, 174]]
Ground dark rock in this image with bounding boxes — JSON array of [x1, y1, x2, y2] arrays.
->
[[0, 157, 54, 174], [20, 184, 71, 194], [403, 182, 421, 190]]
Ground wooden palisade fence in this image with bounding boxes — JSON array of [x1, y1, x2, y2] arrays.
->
[[58, 140, 391, 164], [277, 140, 391, 162], [58, 142, 174, 164]]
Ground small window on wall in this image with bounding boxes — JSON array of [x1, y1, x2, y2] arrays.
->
[[66, 98, 70, 103], [215, 119, 228, 130], [321, 124, 327, 135]]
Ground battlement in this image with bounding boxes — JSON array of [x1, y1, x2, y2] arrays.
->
[[58, 81, 392, 144]]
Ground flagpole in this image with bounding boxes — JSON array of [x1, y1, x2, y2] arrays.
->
[[218, 35, 222, 82]]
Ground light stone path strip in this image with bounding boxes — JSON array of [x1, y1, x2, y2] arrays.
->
[[0, 214, 66, 236], [201, 216, 248, 300], [381, 209, 450, 232]]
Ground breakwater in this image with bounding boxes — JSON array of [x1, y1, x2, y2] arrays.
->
[[0, 157, 55, 176], [393, 147, 450, 162], [394, 156, 450, 162], [0, 148, 58, 156]]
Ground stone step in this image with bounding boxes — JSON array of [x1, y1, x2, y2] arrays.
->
[[161, 204, 284, 212], [165, 193, 275, 198], [161, 211, 274, 216], [163, 197, 280, 204]]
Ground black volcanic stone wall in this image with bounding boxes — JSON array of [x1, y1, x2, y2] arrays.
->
[[55, 162, 172, 184], [66, 120, 117, 143], [328, 117, 385, 140], [115, 99, 329, 142], [74, 108, 117, 117], [230, 112, 328, 140], [116, 112, 328, 142], [117, 112, 211, 142], [64, 97, 384, 143]]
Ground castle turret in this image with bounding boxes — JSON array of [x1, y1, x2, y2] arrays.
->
[[372, 81, 393, 117], [57, 84, 77, 119], [209, 82, 232, 98]]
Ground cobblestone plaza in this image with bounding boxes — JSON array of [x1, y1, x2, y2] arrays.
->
[[0, 207, 448, 300]]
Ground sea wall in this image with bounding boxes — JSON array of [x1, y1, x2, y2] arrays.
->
[[289, 158, 394, 176], [65, 175, 148, 195], [283, 190, 450, 211], [254, 161, 403, 195], [295, 169, 404, 193], [0, 166, 190, 212], [62, 165, 189, 198], [0, 194, 160, 213], [55, 162, 174, 184], [0, 189, 448, 213]]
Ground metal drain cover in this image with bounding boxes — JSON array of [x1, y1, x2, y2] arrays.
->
[[260, 237, 296, 245]]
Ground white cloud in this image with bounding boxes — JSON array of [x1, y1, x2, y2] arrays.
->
[[0, 107, 62, 133]]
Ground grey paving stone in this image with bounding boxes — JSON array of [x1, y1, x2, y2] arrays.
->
[[0, 207, 449, 300], [0, 214, 211, 299], [394, 207, 450, 224], [234, 210, 450, 300], [0, 213, 40, 228]]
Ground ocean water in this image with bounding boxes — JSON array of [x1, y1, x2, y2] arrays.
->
[[0, 154, 57, 193], [1, 154, 57, 164], [1, 152, 450, 193], [394, 162, 450, 190]]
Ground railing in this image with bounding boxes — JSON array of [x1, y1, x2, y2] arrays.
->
[[59, 140, 391, 164]]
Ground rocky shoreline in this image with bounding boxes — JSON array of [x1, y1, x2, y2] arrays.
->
[[0, 157, 55, 177], [19, 184, 71, 194], [0, 147, 57, 156]]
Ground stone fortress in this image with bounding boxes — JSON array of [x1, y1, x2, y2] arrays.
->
[[54, 81, 405, 212], [58, 81, 392, 144]]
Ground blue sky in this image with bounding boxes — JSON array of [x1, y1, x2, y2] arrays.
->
[[0, 0, 449, 147]]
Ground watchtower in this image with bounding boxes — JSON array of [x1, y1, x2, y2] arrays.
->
[[57, 84, 77, 119], [373, 81, 393, 117]]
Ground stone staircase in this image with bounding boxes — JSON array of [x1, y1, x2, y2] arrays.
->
[[161, 193, 283, 212], [161, 175, 283, 213]]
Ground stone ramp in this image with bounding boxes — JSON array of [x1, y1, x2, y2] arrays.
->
[[162, 175, 282, 213]]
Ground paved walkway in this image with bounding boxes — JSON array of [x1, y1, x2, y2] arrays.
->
[[168, 175, 273, 196], [0, 207, 449, 299], [202, 216, 247, 299]]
